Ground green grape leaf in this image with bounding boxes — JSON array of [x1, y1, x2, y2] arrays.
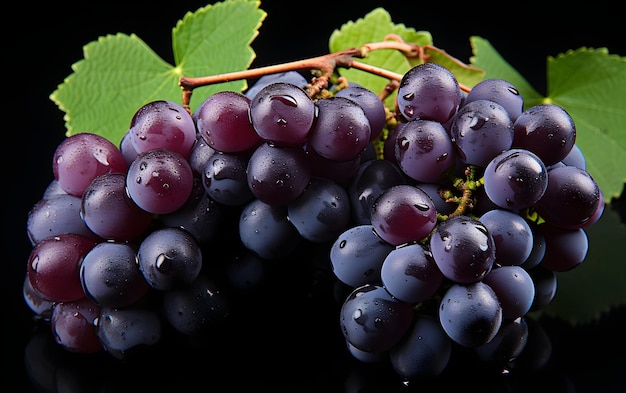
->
[[471, 38, 626, 203], [328, 8, 432, 108], [50, 0, 265, 146]]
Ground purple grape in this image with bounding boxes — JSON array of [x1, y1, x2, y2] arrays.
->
[[248, 82, 316, 146], [195, 91, 262, 153], [246, 142, 311, 206], [52, 132, 128, 197], [438, 281, 502, 347], [330, 224, 394, 288], [51, 297, 102, 354], [340, 284, 414, 353], [79, 241, 149, 308], [81, 172, 154, 241], [126, 148, 194, 214], [127, 100, 197, 159], [397, 62, 461, 123], [137, 227, 203, 290], [537, 222, 588, 272], [203, 151, 255, 206], [482, 265, 535, 319], [370, 184, 437, 246], [429, 215, 495, 283], [450, 99, 514, 167], [244, 71, 309, 99], [474, 317, 528, 366], [464, 78, 524, 121], [512, 103, 576, 166], [394, 119, 456, 183], [483, 148, 548, 211], [308, 96, 372, 161], [478, 208, 533, 266], [335, 85, 387, 141], [96, 305, 162, 359]]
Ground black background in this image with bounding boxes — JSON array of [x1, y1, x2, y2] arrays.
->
[[6, 1, 625, 392]]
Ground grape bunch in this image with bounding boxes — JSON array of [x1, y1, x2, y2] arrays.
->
[[23, 62, 602, 382]]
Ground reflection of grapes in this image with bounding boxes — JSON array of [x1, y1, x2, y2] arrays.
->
[[24, 62, 602, 385]]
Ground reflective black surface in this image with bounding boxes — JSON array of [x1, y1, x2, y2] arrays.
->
[[7, 2, 625, 392]]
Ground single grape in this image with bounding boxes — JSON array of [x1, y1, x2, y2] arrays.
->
[[27, 194, 98, 246], [335, 85, 387, 141], [463, 78, 524, 121], [202, 150, 255, 206], [537, 222, 589, 272], [474, 317, 528, 366], [239, 199, 302, 260], [394, 119, 456, 183], [246, 142, 311, 206], [287, 176, 351, 243], [81, 172, 154, 241], [483, 148, 548, 210], [248, 82, 316, 146], [429, 215, 495, 283], [478, 208, 533, 266], [137, 227, 203, 290], [330, 224, 394, 288], [482, 265, 535, 319], [533, 165, 601, 229], [195, 90, 262, 153], [380, 243, 443, 304], [52, 132, 128, 197], [389, 314, 452, 380], [450, 99, 514, 167], [27, 233, 98, 302], [308, 96, 372, 161], [79, 241, 149, 308], [438, 281, 503, 347], [126, 148, 194, 214], [50, 297, 102, 354], [370, 184, 437, 246], [397, 62, 461, 123], [512, 103, 576, 166], [127, 100, 197, 158], [527, 266, 558, 311], [339, 284, 414, 353], [244, 71, 309, 99]]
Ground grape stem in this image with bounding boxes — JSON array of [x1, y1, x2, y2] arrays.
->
[[438, 165, 485, 221], [178, 37, 471, 114]]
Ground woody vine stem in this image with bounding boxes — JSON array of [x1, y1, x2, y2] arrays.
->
[[177, 35, 480, 223]]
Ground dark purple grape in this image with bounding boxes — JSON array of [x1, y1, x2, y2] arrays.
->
[[347, 159, 407, 225], [397, 62, 461, 123], [464, 78, 524, 121], [246, 142, 311, 206], [53, 132, 128, 197], [203, 151, 255, 206], [474, 317, 528, 366], [330, 224, 394, 288], [512, 103, 576, 166], [478, 208, 533, 266], [239, 199, 302, 260], [79, 241, 149, 308], [340, 284, 414, 353], [51, 297, 102, 354], [308, 96, 371, 161], [335, 85, 387, 141], [127, 100, 197, 158], [244, 71, 309, 99], [27, 194, 98, 245], [304, 143, 362, 186], [287, 176, 351, 243], [527, 266, 558, 311], [96, 305, 162, 360], [27, 233, 98, 302], [533, 165, 601, 229], [394, 119, 456, 183], [482, 265, 535, 319], [389, 314, 452, 380], [81, 172, 153, 241], [380, 243, 443, 304], [537, 222, 588, 272], [196, 90, 262, 153], [450, 99, 514, 167], [137, 227, 203, 290], [187, 134, 217, 177], [483, 148, 548, 210], [429, 215, 495, 283], [126, 148, 194, 214], [370, 184, 437, 246], [248, 82, 315, 146], [438, 281, 502, 347]]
